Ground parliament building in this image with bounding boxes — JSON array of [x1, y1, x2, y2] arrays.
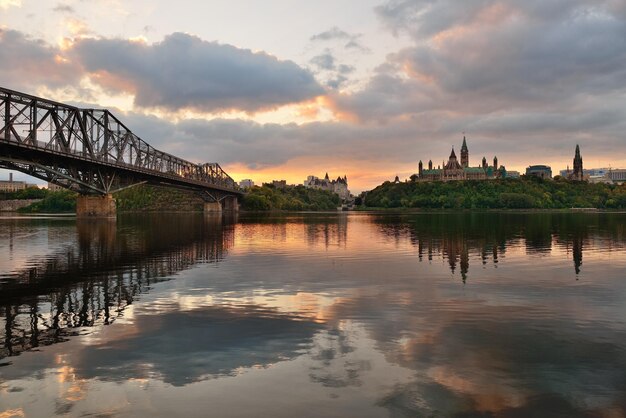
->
[[414, 137, 507, 182]]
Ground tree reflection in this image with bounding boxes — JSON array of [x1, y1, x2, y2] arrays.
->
[[375, 212, 626, 280]]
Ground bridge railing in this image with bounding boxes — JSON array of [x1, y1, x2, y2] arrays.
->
[[0, 87, 238, 191]]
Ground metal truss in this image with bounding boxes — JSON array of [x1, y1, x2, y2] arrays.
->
[[0, 87, 241, 196]]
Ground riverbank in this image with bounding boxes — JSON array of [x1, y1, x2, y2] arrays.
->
[[0, 199, 43, 212]]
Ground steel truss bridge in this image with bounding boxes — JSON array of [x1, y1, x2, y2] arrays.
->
[[0, 87, 242, 202]]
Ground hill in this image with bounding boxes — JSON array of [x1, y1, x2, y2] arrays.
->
[[363, 177, 626, 209], [241, 184, 340, 211]]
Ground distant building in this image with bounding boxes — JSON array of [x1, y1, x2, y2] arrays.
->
[[262, 180, 288, 189], [415, 136, 506, 182], [526, 165, 552, 179], [271, 180, 287, 189], [239, 179, 255, 189], [507, 170, 521, 179], [607, 169, 626, 183], [47, 182, 64, 191], [0, 173, 35, 192], [568, 144, 584, 181], [304, 173, 350, 200], [560, 168, 610, 178]]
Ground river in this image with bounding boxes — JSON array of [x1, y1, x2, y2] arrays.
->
[[1, 212, 625, 417]]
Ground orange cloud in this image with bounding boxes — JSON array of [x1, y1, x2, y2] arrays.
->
[[88, 70, 138, 95]]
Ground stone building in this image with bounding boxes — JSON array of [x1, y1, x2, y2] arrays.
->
[[568, 145, 584, 181], [239, 179, 255, 189], [415, 137, 506, 182], [562, 145, 585, 181], [304, 173, 350, 200], [0, 173, 36, 192], [526, 165, 552, 179]]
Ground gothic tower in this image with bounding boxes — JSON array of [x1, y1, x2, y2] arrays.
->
[[482, 156, 487, 170], [419, 160, 423, 177], [573, 144, 583, 181], [428, 160, 433, 170], [461, 136, 469, 168], [493, 156, 498, 170]]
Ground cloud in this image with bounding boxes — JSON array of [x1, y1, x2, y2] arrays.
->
[[0, 0, 21, 9], [309, 53, 356, 89], [0, 29, 80, 90], [310, 26, 371, 53], [52, 3, 74, 13], [356, 1, 626, 117], [321, 0, 626, 172], [310, 26, 352, 42], [71, 32, 324, 113], [310, 53, 336, 71]]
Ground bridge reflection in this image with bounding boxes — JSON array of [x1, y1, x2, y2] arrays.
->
[[0, 214, 235, 359]]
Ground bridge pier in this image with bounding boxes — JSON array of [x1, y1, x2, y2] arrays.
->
[[204, 201, 222, 213], [76, 194, 116, 218], [222, 196, 239, 212]]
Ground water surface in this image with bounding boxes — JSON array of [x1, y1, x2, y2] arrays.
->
[[1, 212, 626, 417]]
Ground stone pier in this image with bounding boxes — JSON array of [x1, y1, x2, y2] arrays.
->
[[222, 196, 239, 212], [204, 201, 222, 213], [76, 194, 116, 218]]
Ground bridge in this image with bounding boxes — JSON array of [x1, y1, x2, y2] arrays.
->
[[0, 87, 243, 216]]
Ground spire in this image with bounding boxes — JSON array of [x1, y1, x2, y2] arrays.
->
[[573, 144, 583, 181], [324, 172, 329, 180], [449, 147, 457, 159], [460, 136, 469, 167]]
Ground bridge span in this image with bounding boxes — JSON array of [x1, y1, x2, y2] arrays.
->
[[0, 87, 243, 216]]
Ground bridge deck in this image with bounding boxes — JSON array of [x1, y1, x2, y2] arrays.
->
[[0, 87, 242, 197]]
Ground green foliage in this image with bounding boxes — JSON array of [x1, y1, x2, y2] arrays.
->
[[363, 178, 626, 210], [17, 190, 77, 213], [241, 185, 340, 211], [1, 186, 48, 200], [114, 185, 204, 211]]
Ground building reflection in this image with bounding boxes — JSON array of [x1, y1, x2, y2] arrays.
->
[[375, 213, 626, 281], [0, 214, 235, 359]]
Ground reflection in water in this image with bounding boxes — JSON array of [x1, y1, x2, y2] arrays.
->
[[1, 212, 626, 418], [374, 212, 626, 280], [0, 214, 235, 359]]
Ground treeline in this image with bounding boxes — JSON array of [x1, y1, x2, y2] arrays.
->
[[363, 177, 626, 209], [17, 190, 77, 213], [241, 185, 340, 211], [1, 187, 48, 200], [114, 185, 204, 211]]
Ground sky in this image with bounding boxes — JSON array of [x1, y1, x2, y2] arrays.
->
[[1, 0, 626, 192]]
